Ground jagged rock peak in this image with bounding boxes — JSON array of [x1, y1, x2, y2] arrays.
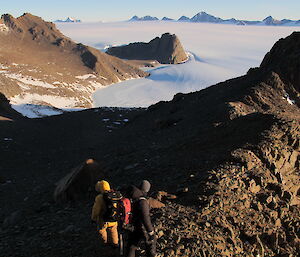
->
[[106, 32, 188, 64], [260, 31, 300, 93], [0, 12, 64, 40]]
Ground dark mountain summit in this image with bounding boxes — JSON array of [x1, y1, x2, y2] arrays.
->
[[0, 32, 299, 256], [106, 33, 188, 64], [260, 32, 300, 97]]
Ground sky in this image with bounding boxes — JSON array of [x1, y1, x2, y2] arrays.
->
[[1, 0, 300, 22]]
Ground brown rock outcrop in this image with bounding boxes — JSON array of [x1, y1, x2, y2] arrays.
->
[[106, 33, 188, 64]]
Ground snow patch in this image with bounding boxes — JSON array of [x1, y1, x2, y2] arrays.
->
[[0, 24, 9, 33], [10, 93, 79, 109], [285, 94, 295, 105], [76, 74, 97, 79], [0, 64, 8, 69], [3, 138, 13, 141], [4, 73, 56, 89], [12, 104, 64, 118]]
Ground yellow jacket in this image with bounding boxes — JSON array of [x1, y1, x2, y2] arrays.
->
[[91, 180, 117, 228]]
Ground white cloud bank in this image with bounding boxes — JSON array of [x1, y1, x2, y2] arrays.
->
[[57, 22, 300, 107]]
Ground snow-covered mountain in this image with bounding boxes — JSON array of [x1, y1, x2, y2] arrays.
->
[[129, 15, 159, 21], [55, 17, 81, 23], [178, 16, 190, 22], [129, 12, 300, 26], [162, 17, 174, 21], [191, 12, 223, 23], [262, 16, 281, 26]]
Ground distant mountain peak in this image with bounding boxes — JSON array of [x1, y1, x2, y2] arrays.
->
[[128, 12, 300, 26], [162, 17, 174, 21], [178, 16, 190, 21], [262, 16, 281, 25], [55, 17, 81, 23], [129, 15, 159, 21], [191, 11, 222, 23]]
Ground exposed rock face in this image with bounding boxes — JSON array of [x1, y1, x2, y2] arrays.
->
[[0, 13, 147, 108], [106, 33, 188, 64], [260, 32, 300, 103], [54, 159, 105, 202]]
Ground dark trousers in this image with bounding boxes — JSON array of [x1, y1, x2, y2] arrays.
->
[[126, 229, 156, 257]]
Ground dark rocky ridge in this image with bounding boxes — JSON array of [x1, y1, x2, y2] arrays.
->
[[0, 33, 299, 256], [0, 92, 23, 120], [260, 32, 300, 103], [106, 33, 188, 64]]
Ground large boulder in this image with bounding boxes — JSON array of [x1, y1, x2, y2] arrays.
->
[[54, 159, 105, 202], [106, 33, 188, 64]]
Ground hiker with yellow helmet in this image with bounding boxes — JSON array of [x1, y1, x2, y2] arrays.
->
[[91, 180, 119, 248]]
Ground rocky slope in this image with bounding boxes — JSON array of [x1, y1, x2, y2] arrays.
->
[[0, 33, 299, 256], [106, 33, 188, 64], [0, 13, 147, 109]]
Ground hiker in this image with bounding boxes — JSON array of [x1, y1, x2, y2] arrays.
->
[[91, 180, 119, 248], [126, 180, 156, 257]]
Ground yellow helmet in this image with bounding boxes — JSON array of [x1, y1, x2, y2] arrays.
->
[[95, 180, 110, 193]]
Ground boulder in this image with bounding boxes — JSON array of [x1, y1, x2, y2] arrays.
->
[[54, 159, 105, 202], [148, 197, 165, 209]]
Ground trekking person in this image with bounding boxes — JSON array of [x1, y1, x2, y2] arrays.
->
[[126, 180, 156, 257], [91, 180, 119, 248]]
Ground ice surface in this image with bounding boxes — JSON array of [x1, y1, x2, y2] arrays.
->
[[12, 104, 64, 118], [57, 21, 299, 108], [10, 93, 78, 108]]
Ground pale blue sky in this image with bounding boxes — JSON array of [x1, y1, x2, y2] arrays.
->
[[1, 0, 299, 22]]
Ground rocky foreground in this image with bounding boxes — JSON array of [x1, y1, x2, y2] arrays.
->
[[0, 33, 300, 256]]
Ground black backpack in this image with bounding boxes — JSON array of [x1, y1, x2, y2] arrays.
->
[[103, 190, 123, 222]]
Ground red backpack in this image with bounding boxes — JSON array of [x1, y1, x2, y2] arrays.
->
[[117, 198, 132, 226]]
